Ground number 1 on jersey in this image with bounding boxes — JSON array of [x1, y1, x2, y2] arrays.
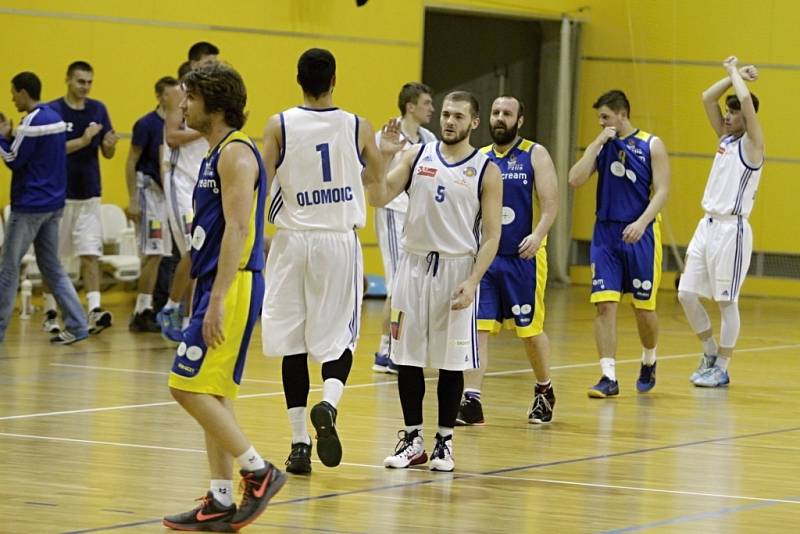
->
[[316, 143, 332, 183]]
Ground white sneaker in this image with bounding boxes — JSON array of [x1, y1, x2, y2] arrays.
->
[[429, 433, 454, 472], [383, 429, 427, 468], [42, 310, 61, 334], [689, 353, 717, 383], [88, 308, 113, 335]]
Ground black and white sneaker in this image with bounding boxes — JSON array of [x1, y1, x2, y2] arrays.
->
[[88, 307, 113, 335], [310, 401, 342, 467], [50, 330, 88, 345], [285, 441, 312, 474], [455, 396, 485, 426], [429, 433, 454, 472], [42, 310, 61, 334], [528, 385, 556, 424]]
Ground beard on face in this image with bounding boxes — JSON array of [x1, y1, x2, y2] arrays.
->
[[490, 120, 518, 145], [441, 124, 471, 146]]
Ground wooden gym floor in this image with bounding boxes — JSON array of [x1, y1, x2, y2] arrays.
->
[[1, 285, 798, 533]]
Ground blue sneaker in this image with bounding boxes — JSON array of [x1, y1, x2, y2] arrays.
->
[[157, 306, 183, 343], [588, 375, 620, 398], [691, 365, 730, 388], [636, 362, 657, 393], [689, 353, 717, 383], [372, 352, 399, 374]]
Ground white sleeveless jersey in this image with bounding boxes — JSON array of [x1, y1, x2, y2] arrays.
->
[[268, 106, 366, 231], [375, 122, 437, 213], [163, 132, 208, 186], [402, 142, 491, 257], [701, 135, 763, 218]]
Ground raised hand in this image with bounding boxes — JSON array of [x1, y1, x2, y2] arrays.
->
[[595, 126, 617, 146], [739, 65, 758, 81], [379, 118, 404, 156], [723, 55, 738, 71]]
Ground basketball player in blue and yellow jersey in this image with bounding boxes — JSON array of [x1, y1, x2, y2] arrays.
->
[[162, 64, 285, 532], [569, 90, 670, 398], [456, 96, 559, 426]]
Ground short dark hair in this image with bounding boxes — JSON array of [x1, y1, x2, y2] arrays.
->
[[155, 76, 179, 96], [67, 61, 93, 77], [495, 95, 525, 119], [188, 41, 219, 62], [177, 61, 192, 79], [444, 90, 479, 118], [182, 63, 247, 129], [397, 82, 432, 116], [593, 89, 630, 115], [297, 48, 336, 98], [12, 72, 42, 101], [726, 92, 760, 113]]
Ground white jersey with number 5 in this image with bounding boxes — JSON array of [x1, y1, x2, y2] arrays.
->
[[701, 134, 763, 218], [402, 141, 492, 257], [267, 106, 366, 232]]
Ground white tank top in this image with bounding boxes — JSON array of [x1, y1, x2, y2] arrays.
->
[[268, 106, 366, 231], [402, 141, 491, 257], [163, 130, 208, 186], [375, 122, 437, 213], [701, 135, 763, 218]]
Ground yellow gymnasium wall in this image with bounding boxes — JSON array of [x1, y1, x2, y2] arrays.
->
[[1, 0, 797, 281]]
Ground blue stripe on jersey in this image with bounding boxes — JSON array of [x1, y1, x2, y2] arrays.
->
[[732, 169, 752, 215], [477, 158, 490, 198], [435, 142, 478, 168], [268, 187, 283, 223], [276, 112, 286, 169], [354, 114, 366, 167], [405, 145, 425, 193], [737, 138, 761, 171]]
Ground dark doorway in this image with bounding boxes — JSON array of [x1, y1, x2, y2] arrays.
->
[[423, 10, 559, 148]]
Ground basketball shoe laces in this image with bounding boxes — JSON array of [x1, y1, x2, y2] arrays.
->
[[238, 468, 268, 507], [393, 430, 419, 458], [431, 435, 451, 460], [532, 393, 551, 414]]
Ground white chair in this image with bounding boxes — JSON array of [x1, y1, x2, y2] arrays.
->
[[99, 204, 141, 282]]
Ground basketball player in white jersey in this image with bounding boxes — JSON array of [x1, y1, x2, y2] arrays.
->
[[375, 91, 502, 472], [373, 82, 437, 373], [156, 62, 209, 342], [261, 48, 392, 475], [678, 56, 764, 388]]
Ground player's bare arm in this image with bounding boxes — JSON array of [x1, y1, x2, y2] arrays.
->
[[452, 162, 502, 310], [568, 127, 616, 188], [622, 137, 670, 244], [125, 144, 143, 222], [261, 113, 282, 185], [365, 118, 409, 207], [165, 107, 203, 149], [205, 142, 259, 348], [724, 57, 764, 164], [520, 144, 559, 259], [101, 129, 118, 158], [702, 58, 759, 139], [66, 122, 102, 154]]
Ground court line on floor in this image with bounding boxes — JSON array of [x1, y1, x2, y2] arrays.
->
[[600, 497, 797, 533], [5, 342, 798, 422], [36, 421, 800, 533]]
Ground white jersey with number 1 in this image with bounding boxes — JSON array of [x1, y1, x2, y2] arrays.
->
[[267, 106, 366, 232]]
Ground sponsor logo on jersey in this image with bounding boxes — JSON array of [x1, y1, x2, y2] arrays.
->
[[417, 165, 438, 177], [421, 154, 434, 162], [463, 166, 477, 177]]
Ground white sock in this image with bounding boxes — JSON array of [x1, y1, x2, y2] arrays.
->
[[378, 334, 390, 355], [236, 446, 266, 471], [702, 337, 719, 356], [642, 347, 657, 366], [716, 353, 731, 371], [322, 378, 345, 408], [406, 424, 423, 436], [135, 293, 152, 314], [87, 291, 101, 312], [288, 406, 310, 445], [43, 293, 57, 313], [210, 480, 234, 506], [600, 357, 616, 381], [438, 427, 453, 438], [164, 298, 180, 311]]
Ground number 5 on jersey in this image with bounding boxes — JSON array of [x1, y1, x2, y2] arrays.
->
[[435, 185, 446, 203]]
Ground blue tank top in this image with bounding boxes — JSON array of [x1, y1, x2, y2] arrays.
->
[[481, 138, 536, 256], [190, 130, 267, 279], [595, 129, 654, 222]]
